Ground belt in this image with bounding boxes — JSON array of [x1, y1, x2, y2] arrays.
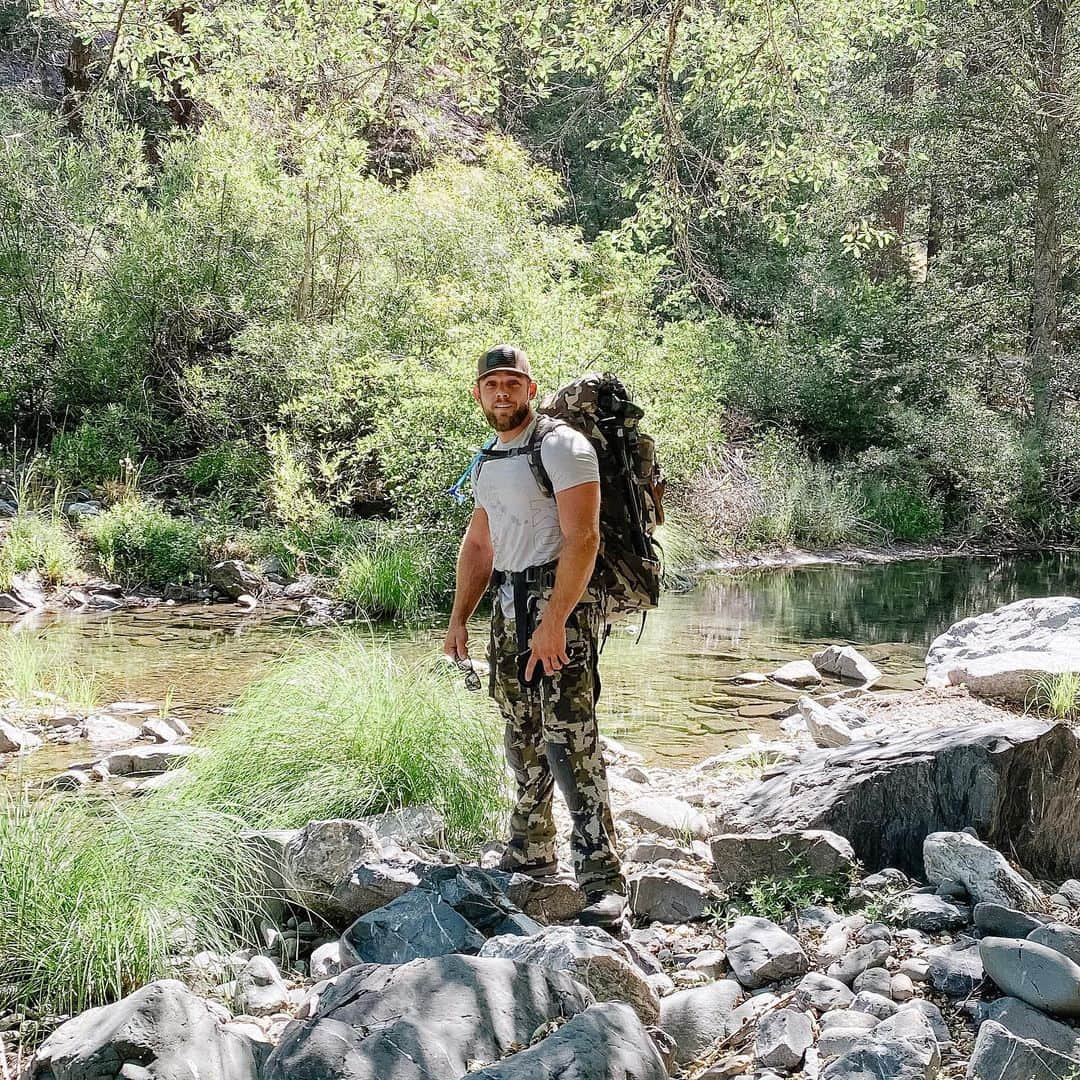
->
[[491, 559, 559, 688]]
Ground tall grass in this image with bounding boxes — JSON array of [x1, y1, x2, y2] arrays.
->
[[0, 792, 269, 1015], [1032, 672, 1080, 722], [0, 630, 100, 708], [179, 638, 508, 850], [0, 513, 83, 590]]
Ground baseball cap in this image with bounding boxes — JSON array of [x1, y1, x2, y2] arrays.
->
[[477, 344, 531, 382]]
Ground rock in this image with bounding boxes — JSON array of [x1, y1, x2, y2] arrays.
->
[[771, 660, 822, 687], [926, 939, 984, 996], [467, 1001, 669, 1079], [235, 956, 289, 1017], [821, 1009, 879, 1033], [101, 744, 205, 776], [797, 698, 854, 748], [986, 997, 1080, 1059], [480, 925, 660, 1024], [923, 832, 1043, 911], [25, 979, 265, 1080], [872, 1009, 942, 1067], [967, 1019, 1080, 1080], [925, 597, 1080, 703], [0, 718, 43, 753], [685, 949, 728, 978], [720, 720, 1080, 880], [494, 870, 587, 923], [893, 892, 972, 932], [140, 716, 191, 743], [209, 559, 266, 600], [890, 974, 915, 1002], [261, 955, 592, 1080], [1059, 880, 1080, 906], [826, 941, 891, 986], [309, 942, 342, 979], [980, 936, 1080, 1018], [81, 714, 142, 744], [628, 867, 710, 923], [725, 917, 809, 989], [361, 804, 447, 848], [731, 671, 769, 685], [853, 967, 893, 997], [794, 972, 855, 1013], [626, 837, 702, 865], [899, 958, 930, 982], [659, 979, 745, 1065], [852, 991, 898, 1020], [63, 500, 103, 519], [10, 571, 46, 611], [903, 1000, 952, 1050], [817, 1028, 876, 1060], [820, 1037, 938, 1080], [974, 902, 1046, 938], [817, 923, 852, 964], [1028, 923, 1080, 967], [617, 796, 709, 840], [812, 645, 882, 684], [755, 1008, 813, 1070], [711, 830, 856, 886]]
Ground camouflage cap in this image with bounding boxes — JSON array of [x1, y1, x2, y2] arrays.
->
[[477, 344, 531, 382]]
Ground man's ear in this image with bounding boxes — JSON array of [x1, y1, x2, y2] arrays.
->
[[528, 381, 538, 400], [472, 384, 481, 404]]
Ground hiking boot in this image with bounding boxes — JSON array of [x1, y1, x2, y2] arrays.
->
[[497, 852, 560, 879], [577, 891, 629, 933]]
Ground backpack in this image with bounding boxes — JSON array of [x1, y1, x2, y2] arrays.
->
[[473, 372, 665, 615]]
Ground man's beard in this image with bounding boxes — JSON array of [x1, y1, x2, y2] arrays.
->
[[483, 402, 531, 432]]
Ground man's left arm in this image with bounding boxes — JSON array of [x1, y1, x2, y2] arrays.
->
[[525, 480, 600, 679]]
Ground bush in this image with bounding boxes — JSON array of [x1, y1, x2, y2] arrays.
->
[[46, 405, 149, 487], [82, 499, 205, 588], [186, 441, 268, 502], [0, 513, 82, 589], [179, 639, 509, 851]]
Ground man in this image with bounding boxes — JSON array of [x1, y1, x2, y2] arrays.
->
[[443, 344, 627, 930]]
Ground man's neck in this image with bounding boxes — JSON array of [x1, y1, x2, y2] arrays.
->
[[495, 409, 536, 444]]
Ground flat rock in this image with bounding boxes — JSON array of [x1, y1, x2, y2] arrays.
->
[[617, 796, 709, 840], [102, 744, 205, 776], [262, 955, 593, 1080], [719, 720, 1080, 880], [725, 916, 809, 989], [659, 979, 745, 1065], [468, 1001, 669, 1079], [754, 1007, 813, 1070], [894, 892, 971, 933], [973, 902, 1046, 938], [628, 866, 710, 923], [813, 645, 882, 684], [926, 939, 984, 996], [967, 1018, 1080, 1079], [980, 936, 1080, 1018], [81, 714, 142, 745], [771, 660, 822, 687], [711, 830, 856, 886], [986, 996, 1080, 1059], [923, 831, 1043, 911]]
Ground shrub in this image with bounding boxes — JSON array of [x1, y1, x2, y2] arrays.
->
[[82, 499, 205, 588], [186, 441, 268, 503], [45, 405, 148, 487], [0, 513, 83, 589], [179, 639, 509, 851]]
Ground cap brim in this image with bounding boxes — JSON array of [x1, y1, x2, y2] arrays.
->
[[477, 367, 531, 382]]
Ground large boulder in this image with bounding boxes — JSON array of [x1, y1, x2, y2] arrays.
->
[[26, 979, 266, 1080], [925, 597, 1080, 703], [711, 830, 856, 886], [967, 1019, 1080, 1080], [980, 937, 1080, 1018], [923, 832, 1042, 910], [627, 867, 711, 923], [718, 720, 1080, 879], [658, 979, 745, 1065], [985, 997, 1080, 1059], [466, 1001, 669, 1079], [209, 559, 267, 600], [262, 955, 593, 1080]]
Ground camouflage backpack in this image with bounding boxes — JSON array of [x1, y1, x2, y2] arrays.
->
[[502, 372, 665, 615]]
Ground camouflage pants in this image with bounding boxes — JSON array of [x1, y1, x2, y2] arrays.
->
[[488, 595, 625, 897]]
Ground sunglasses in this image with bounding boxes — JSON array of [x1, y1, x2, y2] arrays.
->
[[455, 658, 484, 692]]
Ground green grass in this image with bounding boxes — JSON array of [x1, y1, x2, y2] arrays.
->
[[0, 791, 269, 1015], [0, 513, 83, 590], [0, 630, 100, 708], [82, 498, 206, 588], [178, 638, 509, 850], [1031, 672, 1080, 722], [708, 856, 856, 928]]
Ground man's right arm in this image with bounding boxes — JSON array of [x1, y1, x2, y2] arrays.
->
[[444, 506, 494, 661]]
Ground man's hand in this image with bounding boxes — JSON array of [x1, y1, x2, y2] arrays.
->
[[525, 616, 570, 680], [444, 621, 470, 662]]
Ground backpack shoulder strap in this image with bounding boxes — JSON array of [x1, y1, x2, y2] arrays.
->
[[527, 416, 565, 499]]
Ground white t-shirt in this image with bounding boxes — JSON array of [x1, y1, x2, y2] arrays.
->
[[473, 417, 599, 619]]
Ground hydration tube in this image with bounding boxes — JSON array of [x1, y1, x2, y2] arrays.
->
[[446, 439, 496, 504]]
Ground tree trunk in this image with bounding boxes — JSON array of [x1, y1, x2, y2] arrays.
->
[[1028, 0, 1067, 429]]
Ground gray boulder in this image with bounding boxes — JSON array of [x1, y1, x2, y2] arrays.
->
[[711, 830, 856, 886], [480, 925, 660, 1024], [894, 892, 972, 932], [361, 805, 446, 848], [754, 1008, 813, 1070], [617, 796, 709, 840], [820, 1036, 939, 1079], [925, 597, 1080, 703], [986, 997, 1080, 1059], [813, 645, 882, 684], [1029, 923, 1080, 967], [719, 720, 1080, 880], [973, 902, 1046, 938], [967, 1019, 1080, 1080], [798, 697, 854, 748], [980, 936, 1080, 1018], [725, 917, 809, 989], [26, 979, 265, 1080], [926, 939, 984, 996], [628, 867, 710, 923], [923, 831, 1043, 910], [466, 1001, 669, 1079], [262, 955, 593, 1080], [210, 559, 267, 600], [658, 979, 744, 1065], [794, 972, 854, 1013], [852, 991, 898, 1020], [826, 940, 891, 986]]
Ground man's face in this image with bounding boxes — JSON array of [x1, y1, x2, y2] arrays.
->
[[473, 372, 536, 432]]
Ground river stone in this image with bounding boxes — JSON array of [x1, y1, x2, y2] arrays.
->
[[826, 940, 892, 986], [236, 956, 290, 1017], [1029, 923, 1080, 967], [813, 645, 883, 684], [967, 1019, 1080, 1080], [263, 955, 593, 1080], [711, 830, 856, 886], [923, 831, 1043, 910], [891, 973, 915, 1002], [0, 718, 43, 753], [821, 1009, 879, 1033], [755, 1007, 813, 1070], [986, 997, 1080, 1059], [210, 559, 267, 600], [854, 967, 894, 997], [628, 866, 710, 923], [721, 719, 1080, 880], [903, 1000, 952, 1050], [725, 916, 809, 989], [141, 716, 190, 743], [617, 796, 709, 840], [925, 597, 1080, 703], [798, 698, 855, 749], [820, 1036, 938, 1080], [872, 1009, 941, 1068], [817, 1028, 876, 1061], [893, 892, 972, 932], [771, 660, 822, 687], [26, 979, 266, 1080], [980, 936, 1080, 1018], [468, 1001, 668, 1080], [852, 990, 899, 1020], [794, 972, 855, 1013], [659, 978, 745, 1064], [926, 938, 984, 996], [9, 571, 46, 611], [973, 902, 1046, 938], [82, 714, 142, 744], [479, 925, 660, 1024]]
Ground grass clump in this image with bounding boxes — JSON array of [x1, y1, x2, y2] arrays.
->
[[1031, 673, 1080, 722], [0, 792, 268, 1015], [0, 513, 83, 590], [82, 498, 205, 588], [709, 856, 856, 928], [179, 638, 508, 851], [0, 630, 99, 707]]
